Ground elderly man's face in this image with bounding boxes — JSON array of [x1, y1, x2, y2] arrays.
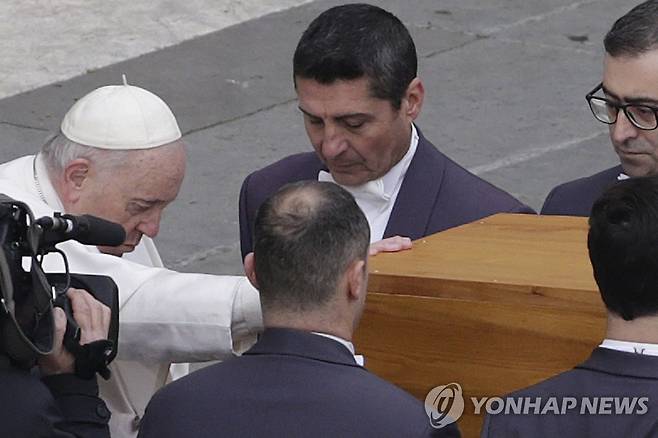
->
[[603, 51, 658, 177], [71, 142, 186, 256], [296, 76, 421, 186]]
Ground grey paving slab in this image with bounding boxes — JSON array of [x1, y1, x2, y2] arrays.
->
[[416, 36, 602, 169], [0, 0, 312, 99], [0, 123, 49, 162], [0, 0, 475, 138], [0, 3, 311, 134], [0, 0, 638, 275], [162, 101, 305, 274], [498, 0, 643, 53], [479, 130, 618, 211], [391, 0, 599, 35]]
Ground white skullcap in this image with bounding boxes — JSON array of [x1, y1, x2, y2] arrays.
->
[[60, 78, 182, 150]]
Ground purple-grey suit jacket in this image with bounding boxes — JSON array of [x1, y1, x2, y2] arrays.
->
[[541, 166, 622, 217], [481, 347, 658, 437], [239, 129, 534, 258], [139, 328, 460, 438]]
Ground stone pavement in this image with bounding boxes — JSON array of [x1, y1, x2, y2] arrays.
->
[[0, 0, 643, 275], [0, 0, 312, 99]]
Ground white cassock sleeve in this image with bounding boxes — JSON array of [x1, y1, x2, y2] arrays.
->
[[0, 173, 262, 363], [0, 157, 262, 437], [41, 246, 262, 362]]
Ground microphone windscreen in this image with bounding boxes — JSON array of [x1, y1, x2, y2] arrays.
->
[[74, 215, 126, 246]]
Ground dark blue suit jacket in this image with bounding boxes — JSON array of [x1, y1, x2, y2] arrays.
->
[[540, 166, 622, 217], [239, 129, 534, 258], [481, 347, 658, 437], [0, 363, 110, 438], [139, 328, 460, 438]]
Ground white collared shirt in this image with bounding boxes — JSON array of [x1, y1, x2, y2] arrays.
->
[[618, 173, 629, 181], [599, 338, 658, 356], [312, 332, 364, 366], [318, 124, 419, 242]]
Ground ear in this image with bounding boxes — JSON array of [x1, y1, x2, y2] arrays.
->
[[60, 158, 91, 205], [346, 258, 367, 303], [402, 77, 424, 121], [244, 252, 260, 289]]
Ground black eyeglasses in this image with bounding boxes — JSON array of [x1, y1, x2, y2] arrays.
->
[[586, 83, 658, 131]]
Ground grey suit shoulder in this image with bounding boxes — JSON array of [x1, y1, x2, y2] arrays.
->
[[481, 348, 658, 438], [541, 166, 622, 217]]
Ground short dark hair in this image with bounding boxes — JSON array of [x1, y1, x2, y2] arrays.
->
[[253, 181, 370, 313], [604, 0, 658, 57], [588, 176, 658, 320], [293, 3, 417, 109]]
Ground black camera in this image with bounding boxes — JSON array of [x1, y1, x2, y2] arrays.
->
[[0, 194, 124, 379]]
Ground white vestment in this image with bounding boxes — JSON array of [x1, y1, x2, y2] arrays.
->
[[0, 155, 262, 437]]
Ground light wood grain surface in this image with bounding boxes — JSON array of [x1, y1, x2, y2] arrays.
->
[[354, 214, 607, 437]]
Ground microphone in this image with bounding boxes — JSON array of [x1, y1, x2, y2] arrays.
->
[[35, 213, 126, 247]]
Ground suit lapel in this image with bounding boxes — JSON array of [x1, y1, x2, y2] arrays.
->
[[599, 165, 624, 190], [300, 153, 327, 180], [383, 130, 445, 240]]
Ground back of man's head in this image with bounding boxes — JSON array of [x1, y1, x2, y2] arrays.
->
[[253, 181, 370, 314], [604, 0, 658, 57], [588, 176, 658, 320], [293, 3, 417, 109]]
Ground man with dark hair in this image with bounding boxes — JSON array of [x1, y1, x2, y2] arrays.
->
[[239, 3, 532, 259], [139, 181, 460, 438], [542, 0, 658, 215], [483, 176, 658, 437]]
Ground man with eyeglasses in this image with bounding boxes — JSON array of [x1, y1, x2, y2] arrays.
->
[[542, 0, 658, 216]]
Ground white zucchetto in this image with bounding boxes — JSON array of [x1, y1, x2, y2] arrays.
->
[[60, 78, 181, 150]]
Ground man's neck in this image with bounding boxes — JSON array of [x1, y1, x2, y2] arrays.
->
[[390, 122, 415, 172], [606, 313, 658, 344], [263, 311, 354, 341]]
